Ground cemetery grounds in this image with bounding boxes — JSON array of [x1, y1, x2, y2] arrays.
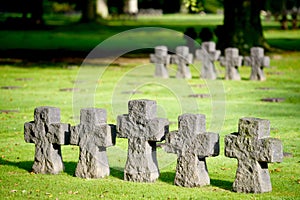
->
[[0, 14, 300, 199]]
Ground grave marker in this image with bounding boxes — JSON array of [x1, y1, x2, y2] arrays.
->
[[195, 42, 221, 80], [172, 46, 193, 79], [117, 99, 169, 182], [150, 46, 171, 78], [70, 108, 116, 178], [24, 106, 70, 174], [163, 114, 219, 187], [220, 48, 243, 80], [225, 117, 283, 193], [244, 47, 270, 81]]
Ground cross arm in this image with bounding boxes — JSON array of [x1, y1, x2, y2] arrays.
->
[[150, 54, 156, 63], [243, 56, 252, 66], [146, 118, 169, 142], [94, 124, 116, 147], [116, 114, 131, 138], [194, 132, 219, 157], [224, 132, 238, 158], [70, 125, 80, 145], [24, 121, 35, 143], [171, 55, 179, 64], [262, 56, 270, 68], [187, 54, 193, 64], [195, 49, 207, 61], [48, 123, 71, 145], [257, 138, 283, 163], [210, 50, 221, 61], [219, 56, 226, 67], [233, 56, 243, 67], [162, 130, 181, 154], [165, 55, 171, 65]]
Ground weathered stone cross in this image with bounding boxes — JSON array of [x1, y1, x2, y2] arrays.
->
[[24, 106, 70, 174], [244, 47, 270, 81], [163, 114, 219, 187], [172, 46, 193, 79], [117, 99, 169, 182], [70, 108, 116, 178], [195, 41, 221, 80], [150, 46, 171, 78], [220, 48, 243, 80], [225, 117, 283, 193]]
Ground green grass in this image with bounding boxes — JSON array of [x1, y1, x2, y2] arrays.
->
[[0, 14, 300, 52], [0, 14, 300, 199], [0, 50, 300, 199]]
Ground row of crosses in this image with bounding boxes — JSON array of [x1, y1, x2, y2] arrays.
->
[[24, 100, 283, 193], [150, 43, 270, 81]]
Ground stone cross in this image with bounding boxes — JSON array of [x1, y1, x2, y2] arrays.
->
[[70, 108, 116, 179], [150, 46, 171, 78], [172, 46, 193, 79], [220, 48, 243, 80], [244, 47, 270, 81], [163, 114, 219, 187], [225, 117, 283, 193], [117, 99, 169, 182], [195, 42, 221, 80], [24, 106, 70, 174]]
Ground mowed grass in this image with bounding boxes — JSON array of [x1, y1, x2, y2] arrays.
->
[[0, 50, 300, 199], [0, 14, 300, 199], [0, 14, 300, 52]]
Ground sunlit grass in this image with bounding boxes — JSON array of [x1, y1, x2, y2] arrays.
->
[[0, 50, 299, 199]]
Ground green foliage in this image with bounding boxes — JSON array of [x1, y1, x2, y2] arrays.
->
[[183, 0, 223, 13], [184, 0, 204, 13]]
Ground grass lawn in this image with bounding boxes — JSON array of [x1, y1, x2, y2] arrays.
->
[[0, 14, 300, 199], [0, 52, 300, 199], [0, 14, 300, 53]]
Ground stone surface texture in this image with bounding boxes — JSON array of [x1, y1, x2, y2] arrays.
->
[[244, 47, 270, 81], [163, 114, 219, 187], [70, 108, 116, 178], [195, 42, 221, 80], [172, 46, 193, 79], [24, 106, 70, 174], [225, 117, 283, 193], [117, 99, 169, 182], [150, 46, 171, 78], [220, 48, 243, 80]]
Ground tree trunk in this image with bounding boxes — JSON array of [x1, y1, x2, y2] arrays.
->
[[216, 0, 269, 55], [81, 0, 96, 22], [31, 0, 44, 24]]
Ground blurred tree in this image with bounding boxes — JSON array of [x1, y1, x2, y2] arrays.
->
[[266, 0, 300, 29], [108, 0, 124, 15], [215, 0, 268, 54], [162, 0, 181, 13], [0, 0, 44, 24], [80, 0, 96, 22]]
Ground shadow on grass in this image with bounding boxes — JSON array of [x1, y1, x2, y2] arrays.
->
[[0, 158, 79, 176], [159, 171, 176, 185], [110, 167, 124, 180], [210, 178, 233, 191], [0, 158, 33, 172], [159, 171, 233, 191], [63, 161, 77, 176]]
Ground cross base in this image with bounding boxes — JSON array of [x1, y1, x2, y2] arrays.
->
[[75, 147, 110, 178], [174, 153, 210, 187], [32, 143, 64, 174]]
